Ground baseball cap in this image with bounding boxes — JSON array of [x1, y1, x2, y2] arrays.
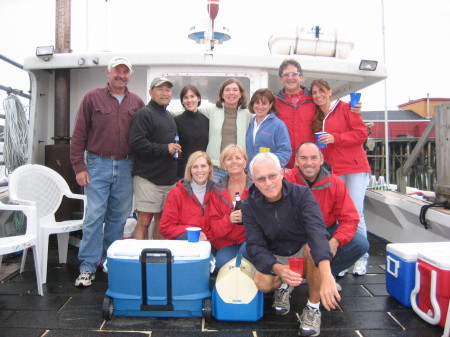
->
[[108, 57, 133, 72], [150, 77, 174, 89]]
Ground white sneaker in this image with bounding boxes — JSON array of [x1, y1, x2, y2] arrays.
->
[[298, 305, 321, 336], [352, 259, 368, 275], [102, 259, 108, 273], [75, 271, 95, 287], [338, 269, 348, 277], [272, 285, 293, 315]]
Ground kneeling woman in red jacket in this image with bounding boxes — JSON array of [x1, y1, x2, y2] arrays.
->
[[209, 144, 252, 271], [160, 151, 215, 241]]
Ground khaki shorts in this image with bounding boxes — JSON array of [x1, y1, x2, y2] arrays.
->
[[133, 175, 175, 213], [274, 245, 305, 266]]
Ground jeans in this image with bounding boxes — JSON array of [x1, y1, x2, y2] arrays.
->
[[78, 153, 133, 272], [213, 243, 245, 271], [327, 223, 370, 276], [339, 172, 370, 261], [213, 167, 228, 183]]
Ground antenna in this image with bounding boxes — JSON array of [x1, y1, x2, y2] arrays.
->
[[188, 0, 230, 53]]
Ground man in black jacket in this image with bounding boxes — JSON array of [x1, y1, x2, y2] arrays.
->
[[129, 77, 181, 240], [242, 152, 340, 337]]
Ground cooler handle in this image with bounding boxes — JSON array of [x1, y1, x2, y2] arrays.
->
[[386, 255, 399, 278], [442, 300, 450, 337], [410, 262, 441, 325], [139, 248, 174, 312]]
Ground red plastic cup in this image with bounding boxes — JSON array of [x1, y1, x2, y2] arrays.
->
[[288, 257, 304, 275]]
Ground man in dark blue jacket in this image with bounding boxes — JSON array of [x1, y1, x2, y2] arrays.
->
[[242, 152, 340, 337]]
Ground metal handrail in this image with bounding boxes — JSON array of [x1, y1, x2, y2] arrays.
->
[[396, 115, 435, 194]]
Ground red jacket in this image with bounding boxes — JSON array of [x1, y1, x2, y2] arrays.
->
[[208, 174, 252, 250], [284, 166, 359, 246], [160, 179, 215, 240], [320, 100, 371, 175], [275, 88, 317, 169]]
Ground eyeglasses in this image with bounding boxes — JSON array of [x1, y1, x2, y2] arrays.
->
[[281, 72, 301, 78], [254, 173, 279, 184]]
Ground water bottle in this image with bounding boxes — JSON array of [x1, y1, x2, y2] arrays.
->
[[173, 135, 179, 160]]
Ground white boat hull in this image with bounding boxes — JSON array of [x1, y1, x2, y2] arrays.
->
[[365, 189, 450, 243]]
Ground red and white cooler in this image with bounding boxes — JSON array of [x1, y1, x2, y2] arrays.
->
[[410, 244, 450, 333]]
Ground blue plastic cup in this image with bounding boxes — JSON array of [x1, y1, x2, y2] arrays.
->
[[186, 227, 201, 242], [350, 92, 361, 108], [315, 132, 327, 148]]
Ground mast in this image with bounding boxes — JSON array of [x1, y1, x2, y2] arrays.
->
[[54, 0, 71, 145], [381, 0, 390, 184]]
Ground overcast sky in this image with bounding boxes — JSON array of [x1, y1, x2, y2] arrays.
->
[[1, 0, 449, 112]]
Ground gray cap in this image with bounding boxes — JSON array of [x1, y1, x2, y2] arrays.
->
[[150, 77, 173, 89]]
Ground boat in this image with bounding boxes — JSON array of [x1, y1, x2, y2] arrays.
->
[[363, 101, 450, 244], [1, 1, 449, 335]]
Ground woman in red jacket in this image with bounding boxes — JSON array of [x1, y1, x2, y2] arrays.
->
[[160, 151, 215, 241], [310, 79, 371, 276], [209, 144, 252, 271]]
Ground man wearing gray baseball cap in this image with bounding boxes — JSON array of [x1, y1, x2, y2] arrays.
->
[[129, 77, 181, 240], [71, 56, 144, 287]]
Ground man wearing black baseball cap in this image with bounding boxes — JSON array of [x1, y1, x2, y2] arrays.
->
[[129, 77, 181, 240]]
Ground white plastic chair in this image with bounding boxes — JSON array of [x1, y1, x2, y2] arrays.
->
[[0, 200, 43, 295], [8, 164, 87, 283]]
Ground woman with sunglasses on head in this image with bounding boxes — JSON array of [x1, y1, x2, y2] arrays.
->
[[310, 79, 371, 276]]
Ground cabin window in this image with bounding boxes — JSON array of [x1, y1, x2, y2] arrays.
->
[[166, 75, 250, 111]]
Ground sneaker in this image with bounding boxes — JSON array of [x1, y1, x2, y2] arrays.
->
[[102, 260, 108, 273], [75, 271, 95, 287], [352, 259, 368, 275], [272, 286, 293, 315], [298, 306, 321, 336], [338, 269, 348, 277]]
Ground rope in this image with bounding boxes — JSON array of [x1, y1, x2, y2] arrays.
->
[[2, 94, 29, 175], [419, 200, 450, 229], [2, 94, 29, 232]]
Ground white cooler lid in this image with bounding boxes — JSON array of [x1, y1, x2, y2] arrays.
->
[[418, 243, 450, 270], [107, 239, 211, 260], [386, 242, 449, 261]]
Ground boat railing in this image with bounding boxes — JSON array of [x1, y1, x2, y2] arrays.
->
[[396, 117, 436, 194], [0, 54, 31, 100], [396, 103, 450, 206]]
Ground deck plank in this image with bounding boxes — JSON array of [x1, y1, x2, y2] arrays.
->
[[0, 234, 446, 337]]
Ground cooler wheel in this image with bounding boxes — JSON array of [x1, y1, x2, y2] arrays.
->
[[203, 297, 212, 319], [102, 295, 114, 320]]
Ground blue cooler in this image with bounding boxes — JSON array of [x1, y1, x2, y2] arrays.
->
[[386, 243, 421, 307], [386, 242, 448, 307], [103, 240, 211, 319], [212, 255, 264, 321]]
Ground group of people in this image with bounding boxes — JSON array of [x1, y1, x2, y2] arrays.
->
[[70, 56, 372, 337]]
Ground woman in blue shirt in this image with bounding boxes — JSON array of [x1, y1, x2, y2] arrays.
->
[[246, 88, 291, 168]]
